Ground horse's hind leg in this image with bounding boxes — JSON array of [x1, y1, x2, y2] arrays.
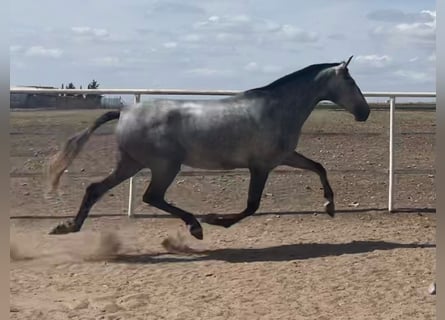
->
[[142, 161, 203, 240], [49, 151, 143, 234], [282, 151, 335, 217], [201, 167, 269, 228]]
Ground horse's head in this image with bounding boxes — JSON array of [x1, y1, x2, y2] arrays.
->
[[324, 56, 370, 122]]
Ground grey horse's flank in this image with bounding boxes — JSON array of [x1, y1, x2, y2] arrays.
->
[[48, 57, 370, 239]]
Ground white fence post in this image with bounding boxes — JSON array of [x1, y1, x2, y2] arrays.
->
[[127, 94, 141, 217], [388, 96, 396, 212]]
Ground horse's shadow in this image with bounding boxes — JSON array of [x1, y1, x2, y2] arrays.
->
[[110, 240, 435, 264]]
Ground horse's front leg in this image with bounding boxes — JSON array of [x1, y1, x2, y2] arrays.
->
[[282, 151, 335, 216], [201, 167, 269, 228]]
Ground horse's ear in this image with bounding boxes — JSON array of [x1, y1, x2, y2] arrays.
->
[[344, 55, 353, 68]]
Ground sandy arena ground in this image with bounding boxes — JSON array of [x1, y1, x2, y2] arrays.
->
[[10, 107, 435, 319]]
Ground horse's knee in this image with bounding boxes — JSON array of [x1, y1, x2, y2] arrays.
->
[[314, 162, 326, 176]]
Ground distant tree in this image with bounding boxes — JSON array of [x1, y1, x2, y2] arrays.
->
[[65, 83, 77, 96], [88, 80, 100, 89], [86, 79, 102, 101]]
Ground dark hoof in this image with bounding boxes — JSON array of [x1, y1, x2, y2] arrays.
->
[[49, 220, 79, 235], [324, 201, 335, 217], [201, 214, 234, 228], [189, 224, 203, 240]]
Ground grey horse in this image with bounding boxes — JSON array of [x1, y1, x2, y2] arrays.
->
[[48, 56, 370, 240]]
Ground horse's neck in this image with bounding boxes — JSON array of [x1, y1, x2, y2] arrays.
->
[[271, 75, 325, 122]]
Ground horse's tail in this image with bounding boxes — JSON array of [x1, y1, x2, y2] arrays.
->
[[47, 111, 121, 192]]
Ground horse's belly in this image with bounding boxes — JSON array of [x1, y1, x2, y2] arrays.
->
[[183, 153, 248, 170]]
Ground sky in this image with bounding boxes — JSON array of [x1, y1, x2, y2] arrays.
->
[[10, 0, 436, 95]]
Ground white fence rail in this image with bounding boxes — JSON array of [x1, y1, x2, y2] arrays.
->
[[10, 87, 436, 214]]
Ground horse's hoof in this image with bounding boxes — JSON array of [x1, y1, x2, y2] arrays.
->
[[189, 224, 203, 240], [324, 201, 335, 217], [49, 221, 79, 235]]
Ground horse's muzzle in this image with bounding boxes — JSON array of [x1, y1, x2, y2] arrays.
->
[[355, 109, 370, 122]]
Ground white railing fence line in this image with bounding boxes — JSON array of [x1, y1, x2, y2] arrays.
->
[[10, 88, 436, 215]]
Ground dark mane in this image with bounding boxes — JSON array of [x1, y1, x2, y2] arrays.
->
[[245, 62, 341, 95]]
